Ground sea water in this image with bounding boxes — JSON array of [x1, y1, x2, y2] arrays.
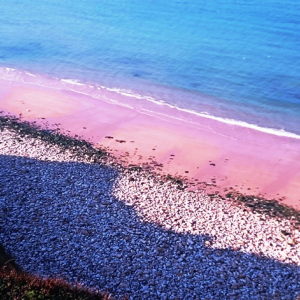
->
[[0, 0, 300, 137]]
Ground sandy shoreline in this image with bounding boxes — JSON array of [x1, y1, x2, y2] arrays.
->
[[1, 77, 300, 209]]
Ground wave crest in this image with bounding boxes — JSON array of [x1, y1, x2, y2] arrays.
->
[[1, 66, 299, 140]]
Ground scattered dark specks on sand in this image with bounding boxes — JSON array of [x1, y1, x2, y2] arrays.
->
[[105, 136, 114, 139], [1, 114, 300, 300]]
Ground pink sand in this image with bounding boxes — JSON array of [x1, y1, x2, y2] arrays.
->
[[1, 77, 300, 209]]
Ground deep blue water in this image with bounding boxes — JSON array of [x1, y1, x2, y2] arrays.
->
[[1, 0, 300, 135]]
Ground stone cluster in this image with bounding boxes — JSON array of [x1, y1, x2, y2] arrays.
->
[[0, 126, 300, 299]]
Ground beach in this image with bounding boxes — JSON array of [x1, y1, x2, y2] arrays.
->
[[1, 74, 300, 298], [1, 0, 300, 298], [1, 76, 300, 209], [0, 113, 300, 299]]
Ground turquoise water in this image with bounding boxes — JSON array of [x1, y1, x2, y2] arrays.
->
[[1, 0, 300, 135]]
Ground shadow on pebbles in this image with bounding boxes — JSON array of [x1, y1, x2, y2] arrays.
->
[[0, 125, 300, 300]]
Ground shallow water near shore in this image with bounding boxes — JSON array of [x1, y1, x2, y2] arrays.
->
[[0, 0, 300, 136]]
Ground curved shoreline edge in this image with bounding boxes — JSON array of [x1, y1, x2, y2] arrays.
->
[[1, 66, 300, 140], [1, 75, 300, 208], [1, 113, 299, 224]]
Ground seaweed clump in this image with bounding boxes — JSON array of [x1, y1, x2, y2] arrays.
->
[[0, 114, 110, 165], [226, 191, 300, 229]]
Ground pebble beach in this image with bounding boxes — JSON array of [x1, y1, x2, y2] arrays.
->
[[1, 1, 300, 298], [0, 116, 300, 299]]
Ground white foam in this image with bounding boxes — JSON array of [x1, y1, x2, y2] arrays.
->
[[25, 72, 36, 77], [4, 67, 15, 72], [1, 66, 300, 140], [106, 86, 300, 139], [176, 109, 300, 139], [61, 79, 85, 86]]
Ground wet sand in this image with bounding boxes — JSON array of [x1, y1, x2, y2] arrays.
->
[[1, 78, 300, 209]]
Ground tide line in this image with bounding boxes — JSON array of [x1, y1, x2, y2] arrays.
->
[[1, 66, 300, 140]]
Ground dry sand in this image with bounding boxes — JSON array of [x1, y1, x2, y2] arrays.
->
[[1, 78, 300, 209]]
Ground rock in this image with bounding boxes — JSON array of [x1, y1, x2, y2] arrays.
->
[[0, 121, 299, 300], [80, 229, 89, 236]]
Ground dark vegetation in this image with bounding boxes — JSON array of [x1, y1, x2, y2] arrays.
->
[[225, 191, 300, 230], [0, 273, 109, 300], [0, 245, 113, 300], [0, 244, 20, 274], [0, 113, 109, 165]]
